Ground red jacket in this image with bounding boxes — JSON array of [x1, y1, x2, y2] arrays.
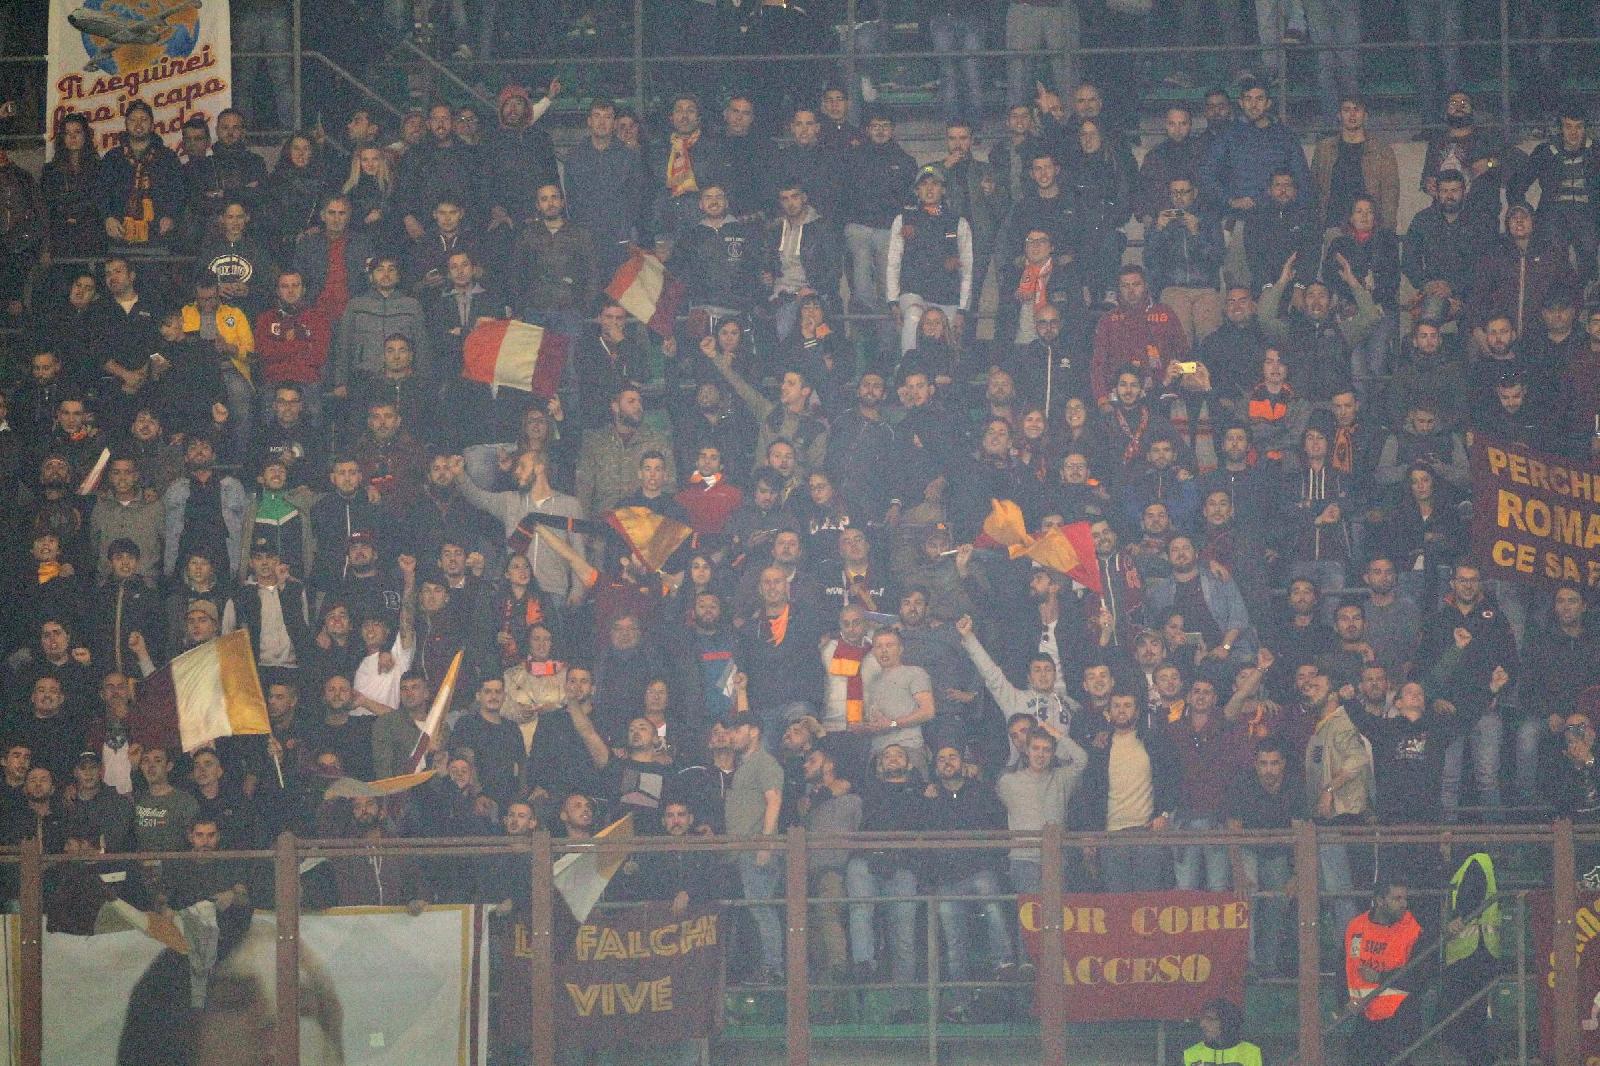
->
[[676, 476, 744, 536], [254, 303, 332, 385], [1090, 298, 1189, 402]]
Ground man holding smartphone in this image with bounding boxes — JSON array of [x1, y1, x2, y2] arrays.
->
[[1144, 175, 1224, 346]]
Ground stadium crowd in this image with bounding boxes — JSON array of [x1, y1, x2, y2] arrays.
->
[[0, 41, 1598, 1054]]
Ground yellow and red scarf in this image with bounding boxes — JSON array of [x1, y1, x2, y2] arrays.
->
[[1016, 258, 1054, 316], [666, 131, 701, 197], [828, 640, 868, 724]]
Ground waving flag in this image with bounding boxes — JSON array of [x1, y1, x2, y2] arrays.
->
[[77, 447, 111, 495], [977, 498, 1101, 593], [131, 630, 271, 753], [607, 250, 684, 338], [606, 506, 693, 573], [554, 814, 635, 921], [407, 649, 464, 773], [323, 769, 438, 800], [462, 319, 569, 398]]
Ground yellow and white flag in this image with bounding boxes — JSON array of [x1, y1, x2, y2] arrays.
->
[[553, 814, 634, 922]]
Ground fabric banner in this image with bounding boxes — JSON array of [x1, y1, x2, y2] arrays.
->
[[494, 902, 724, 1049], [46, 0, 232, 156], [0, 905, 490, 1066], [1018, 891, 1250, 1021], [1469, 438, 1600, 590], [1530, 889, 1600, 1061]]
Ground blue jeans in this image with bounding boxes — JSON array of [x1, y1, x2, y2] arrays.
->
[[1100, 832, 1170, 891], [1008, 857, 1041, 893], [1441, 712, 1504, 821], [1005, 1, 1079, 105], [844, 223, 893, 354], [928, 14, 984, 119], [846, 858, 917, 1003], [1171, 814, 1231, 891], [936, 867, 1013, 1005], [736, 851, 784, 975], [233, 7, 294, 130], [1243, 849, 1292, 974], [1514, 715, 1551, 809], [1350, 311, 1395, 402], [221, 366, 254, 459], [1303, 0, 1361, 122], [1403, 0, 1462, 119], [1318, 837, 1360, 933]]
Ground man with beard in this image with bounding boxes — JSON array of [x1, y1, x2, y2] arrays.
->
[[299, 674, 373, 781], [85, 256, 163, 402], [824, 371, 896, 522], [96, 100, 182, 246], [331, 796, 429, 910], [651, 94, 733, 247], [333, 257, 432, 397], [161, 436, 247, 580], [477, 82, 560, 237], [1003, 246, 1084, 406], [1400, 170, 1495, 331], [576, 385, 677, 516], [1382, 316, 1472, 429], [250, 385, 327, 493], [524, 665, 611, 803], [508, 184, 597, 333], [1196, 488, 1269, 616], [351, 397, 427, 515], [1421, 91, 1509, 217], [451, 451, 585, 606], [396, 102, 480, 242], [449, 677, 524, 807]]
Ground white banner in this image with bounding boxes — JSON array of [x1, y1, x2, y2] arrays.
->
[[46, 0, 233, 157], [0, 905, 490, 1066]]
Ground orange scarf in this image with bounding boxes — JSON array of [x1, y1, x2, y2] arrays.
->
[[1016, 258, 1053, 316], [764, 604, 790, 646], [1332, 425, 1355, 474], [666, 131, 701, 197], [37, 562, 60, 584]]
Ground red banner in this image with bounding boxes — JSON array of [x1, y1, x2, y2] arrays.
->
[[1530, 890, 1600, 1060], [1018, 891, 1249, 1020], [493, 902, 725, 1049], [1469, 439, 1600, 590]]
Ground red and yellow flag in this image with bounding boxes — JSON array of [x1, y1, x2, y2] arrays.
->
[[978, 499, 1102, 593]]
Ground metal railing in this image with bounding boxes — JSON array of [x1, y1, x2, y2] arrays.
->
[[2, 818, 1586, 1066], [2, 0, 1599, 149]]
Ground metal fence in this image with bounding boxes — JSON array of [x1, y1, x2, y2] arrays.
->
[[4, 0, 1600, 147], [4, 819, 1589, 1065]]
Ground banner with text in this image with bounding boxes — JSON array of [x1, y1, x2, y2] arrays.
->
[[494, 902, 724, 1049], [1018, 891, 1249, 1020], [1469, 439, 1600, 590], [46, 0, 232, 157], [1530, 890, 1600, 1061]]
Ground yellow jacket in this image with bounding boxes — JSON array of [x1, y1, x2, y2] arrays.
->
[[181, 302, 255, 383]]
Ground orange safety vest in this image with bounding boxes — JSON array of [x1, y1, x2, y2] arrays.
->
[[1345, 910, 1422, 1020]]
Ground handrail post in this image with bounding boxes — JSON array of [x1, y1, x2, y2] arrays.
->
[[844, 0, 858, 122], [1294, 819, 1323, 1066], [291, 0, 302, 131], [1039, 825, 1068, 1066], [19, 838, 41, 1066], [632, 0, 646, 116], [273, 831, 302, 1066], [1498, 0, 1512, 134], [530, 831, 557, 1066], [784, 826, 810, 1066], [1553, 819, 1579, 1066]]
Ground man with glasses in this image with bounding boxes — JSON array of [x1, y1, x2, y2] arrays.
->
[[1145, 175, 1224, 346]]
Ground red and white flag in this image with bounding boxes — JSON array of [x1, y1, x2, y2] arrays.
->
[[407, 650, 464, 773], [606, 250, 684, 338], [130, 630, 272, 754], [462, 319, 569, 398]]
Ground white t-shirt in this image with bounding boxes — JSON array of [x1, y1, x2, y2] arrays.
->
[[351, 632, 414, 716]]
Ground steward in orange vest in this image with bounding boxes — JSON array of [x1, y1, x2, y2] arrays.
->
[[1344, 876, 1426, 1064]]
